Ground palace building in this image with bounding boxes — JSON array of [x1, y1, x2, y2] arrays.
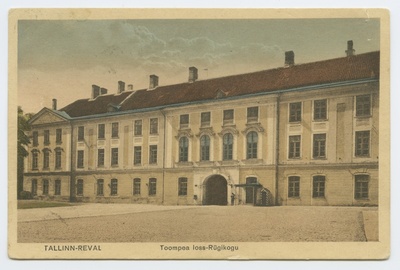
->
[[23, 41, 380, 206]]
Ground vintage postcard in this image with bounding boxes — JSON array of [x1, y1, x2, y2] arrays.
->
[[8, 8, 390, 259]]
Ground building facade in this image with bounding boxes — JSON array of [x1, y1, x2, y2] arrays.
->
[[23, 42, 380, 206]]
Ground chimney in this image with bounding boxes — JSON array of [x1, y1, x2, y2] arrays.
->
[[118, 81, 125, 93], [92, 85, 101, 99], [100, 88, 107, 95], [127, 84, 133, 90], [346, 40, 355, 56], [285, 51, 295, 67], [149, 75, 159, 89], [52, 98, 57, 110], [188, 67, 198, 82]]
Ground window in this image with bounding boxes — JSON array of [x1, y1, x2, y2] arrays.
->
[[201, 112, 211, 127], [312, 176, 325, 198], [111, 148, 118, 166], [134, 146, 142, 165], [56, 129, 62, 144], [110, 179, 118, 195], [313, 134, 326, 159], [355, 131, 370, 157], [97, 149, 104, 167], [42, 179, 49, 195], [111, 122, 119, 138], [178, 177, 188, 196], [56, 128, 62, 144], [149, 145, 158, 164], [31, 179, 37, 196], [76, 179, 83, 196], [32, 131, 38, 146], [77, 150, 84, 168], [289, 135, 301, 159], [78, 126, 84, 141], [43, 149, 50, 169], [134, 120, 142, 136], [288, 176, 300, 198], [98, 124, 105, 139], [223, 133, 233, 160], [32, 151, 38, 170], [223, 109, 234, 125], [44, 130, 50, 145], [97, 179, 104, 196], [55, 148, 62, 169], [150, 118, 158, 134], [246, 132, 258, 159], [200, 135, 210, 161], [356, 95, 371, 117], [289, 102, 302, 122], [133, 178, 141, 195], [314, 99, 327, 120], [180, 114, 189, 129], [355, 175, 369, 199], [247, 107, 259, 122], [54, 180, 61, 195], [149, 178, 157, 196], [179, 137, 189, 162]]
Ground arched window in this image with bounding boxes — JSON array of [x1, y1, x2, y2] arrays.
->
[[110, 179, 118, 196], [246, 132, 258, 159], [97, 179, 104, 196], [245, 177, 258, 204], [55, 147, 62, 169], [200, 135, 210, 161], [179, 137, 189, 162], [31, 179, 37, 196], [223, 133, 233, 160], [42, 179, 49, 195], [178, 177, 188, 196], [133, 178, 141, 195], [354, 175, 369, 199], [76, 179, 84, 196], [312, 175, 325, 198], [43, 148, 50, 169], [31, 150, 39, 170]]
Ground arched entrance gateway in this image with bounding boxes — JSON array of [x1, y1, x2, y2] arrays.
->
[[203, 175, 228, 205]]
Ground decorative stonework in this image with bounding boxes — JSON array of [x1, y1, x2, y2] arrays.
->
[[175, 129, 193, 139], [196, 127, 215, 138], [31, 111, 67, 125], [242, 123, 265, 134], [218, 126, 239, 136]]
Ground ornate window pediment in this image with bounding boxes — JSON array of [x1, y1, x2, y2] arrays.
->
[[42, 147, 52, 153], [196, 127, 215, 138], [175, 129, 193, 140], [218, 126, 239, 137], [242, 123, 265, 135]]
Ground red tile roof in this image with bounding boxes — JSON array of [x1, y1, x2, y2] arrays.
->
[[60, 51, 379, 118]]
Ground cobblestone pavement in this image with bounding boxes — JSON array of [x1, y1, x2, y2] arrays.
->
[[17, 204, 378, 242]]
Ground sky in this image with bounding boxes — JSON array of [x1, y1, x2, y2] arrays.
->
[[18, 18, 380, 114]]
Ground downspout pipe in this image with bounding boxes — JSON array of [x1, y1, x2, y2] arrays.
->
[[160, 109, 167, 204], [275, 94, 281, 206], [69, 122, 75, 202]]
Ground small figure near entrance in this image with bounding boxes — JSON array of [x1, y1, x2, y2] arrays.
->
[[231, 193, 235, 206]]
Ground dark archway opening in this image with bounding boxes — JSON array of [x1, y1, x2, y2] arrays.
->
[[203, 175, 228, 205]]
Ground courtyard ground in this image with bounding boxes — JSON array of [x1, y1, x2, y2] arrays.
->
[[17, 203, 378, 242]]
